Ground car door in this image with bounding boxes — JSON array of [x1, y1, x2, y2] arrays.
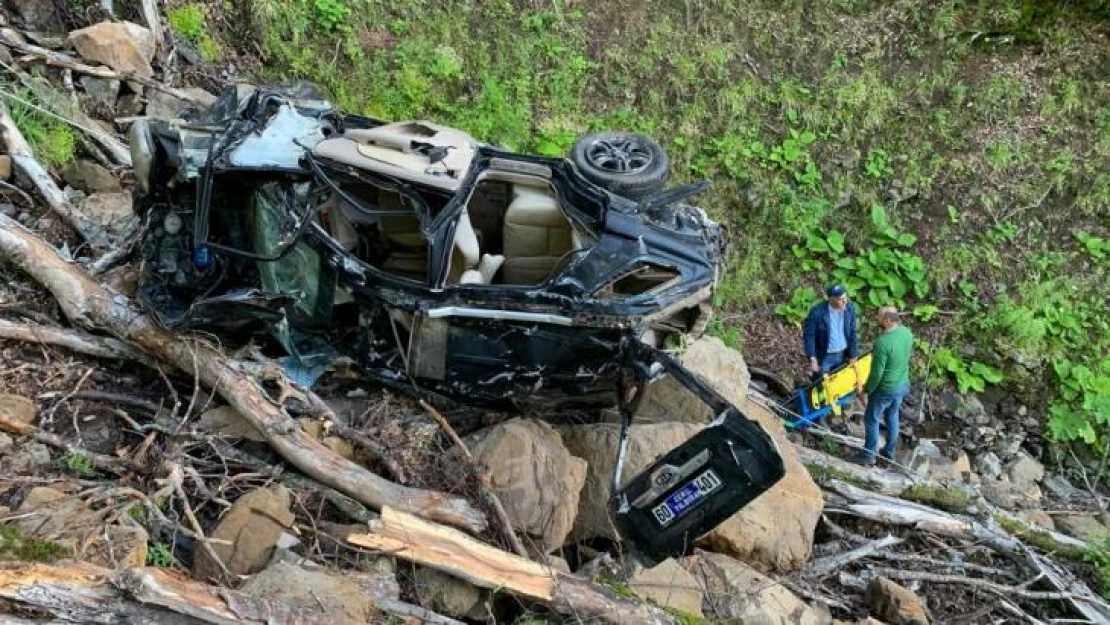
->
[[609, 337, 786, 565]]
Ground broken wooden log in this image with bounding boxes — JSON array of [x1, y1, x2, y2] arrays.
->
[[0, 317, 148, 361], [349, 507, 679, 625], [0, 213, 487, 534], [0, 100, 116, 248], [808, 534, 903, 577]]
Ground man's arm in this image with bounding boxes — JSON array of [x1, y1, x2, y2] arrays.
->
[[863, 338, 887, 395], [802, 307, 820, 372]]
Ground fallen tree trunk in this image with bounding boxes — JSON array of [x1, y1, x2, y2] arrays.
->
[[0, 213, 487, 534], [349, 507, 679, 625], [0, 100, 117, 248], [0, 560, 446, 624], [0, 317, 147, 361]]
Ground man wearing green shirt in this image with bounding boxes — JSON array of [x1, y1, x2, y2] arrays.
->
[[850, 306, 913, 466]]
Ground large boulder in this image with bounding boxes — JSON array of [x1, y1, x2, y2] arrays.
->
[[628, 558, 703, 618], [145, 88, 218, 120], [69, 22, 155, 78], [241, 561, 380, 622], [466, 418, 586, 553], [193, 485, 295, 583], [634, 336, 750, 423], [682, 551, 829, 624], [77, 192, 138, 240], [562, 340, 822, 572], [1055, 514, 1110, 544], [63, 160, 122, 193], [1006, 451, 1045, 488]]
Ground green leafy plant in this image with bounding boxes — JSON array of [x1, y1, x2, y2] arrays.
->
[[1085, 538, 1110, 601], [167, 4, 222, 62], [314, 0, 351, 32], [864, 148, 894, 179], [932, 347, 1005, 393], [63, 450, 95, 478], [146, 541, 176, 567], [1076, 231, 1109, 261], [774, 286, 819, 326], [1047, 359, 1110, 445]]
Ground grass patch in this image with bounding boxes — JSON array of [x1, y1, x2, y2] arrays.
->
[[0, 524, 67, 562], [4, 88, 76, 169], [168, 3, 222, 62]]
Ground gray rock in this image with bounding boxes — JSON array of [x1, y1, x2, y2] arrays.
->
[[1006, 451, 1045, 489], [146, 88, 218, 120], [0, 432, 12, 453], [63, 160, 122, 193], [1055, 514, 1110, 544], [241, 561, 381, 623], [80, 76, 121, 109], [76, 192, 138, 238], [117, 93, 144, 117], [975, 451, 1004, 480], [981, 477, 1042, 511], [8, 442, 51, 473], [6, 0, 65, 34], [414, 567, 488, 621], [1042, 474, 1081, 500], [0, 203, 16, 217], [992, 431, 1027, 461], [948, 393, 987, 423]]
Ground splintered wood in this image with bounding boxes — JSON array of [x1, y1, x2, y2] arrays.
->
[[349, 507, 679, 625], [350, 507, 558, 600]]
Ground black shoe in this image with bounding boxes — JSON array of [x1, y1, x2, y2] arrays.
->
[[879, 451, 894, 465], [848, 452, 875, 466]]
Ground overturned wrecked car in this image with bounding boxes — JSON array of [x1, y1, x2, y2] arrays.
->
[[129, 82, 784, 564]]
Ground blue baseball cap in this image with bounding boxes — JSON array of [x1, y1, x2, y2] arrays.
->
[[826, 284, 847, 298]]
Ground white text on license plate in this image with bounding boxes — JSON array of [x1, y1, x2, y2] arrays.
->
[[650, 469, 723, 527]]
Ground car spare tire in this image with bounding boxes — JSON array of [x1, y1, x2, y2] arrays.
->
[[570, 131, 669, 200]]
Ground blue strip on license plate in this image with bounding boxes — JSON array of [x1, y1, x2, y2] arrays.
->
[[650, 468, 723, 527]]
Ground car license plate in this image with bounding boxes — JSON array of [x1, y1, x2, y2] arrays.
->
[[650, 469, 722, 527]]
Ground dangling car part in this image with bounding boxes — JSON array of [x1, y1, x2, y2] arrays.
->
[[130, 82, 785, 562]]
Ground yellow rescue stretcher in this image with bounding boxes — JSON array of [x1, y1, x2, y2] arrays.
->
[[788, 351, 872, 430]]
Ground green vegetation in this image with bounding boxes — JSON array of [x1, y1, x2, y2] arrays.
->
[[214, 1, 1107, 455], [168, 3, 222, 62], [4, 87, 76, 168], [146, 541, 176, 567], [903, 484, 972, 514], [62, 450, 96, 478], [1085, 538, 1110, 601], [0, 523, 67, 562], [802, 462, 881, 491]]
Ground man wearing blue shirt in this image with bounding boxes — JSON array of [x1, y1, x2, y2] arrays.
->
[[803, 285, 859, 380]]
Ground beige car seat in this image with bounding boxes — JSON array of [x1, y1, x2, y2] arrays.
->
[[501, 185, 574, 285], [312, 121, 477, 192]]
